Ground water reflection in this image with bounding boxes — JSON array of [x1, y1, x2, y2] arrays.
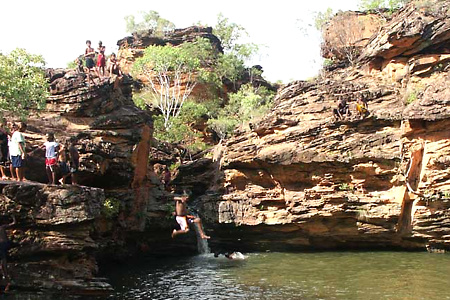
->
[[106, 252, 450, 300]]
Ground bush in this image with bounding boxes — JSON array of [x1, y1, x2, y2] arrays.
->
[[102, 198, 121, 219], [207, 83, 275, 139]]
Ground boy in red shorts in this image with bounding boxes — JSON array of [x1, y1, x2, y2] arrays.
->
[[36, 133, 59, 184]]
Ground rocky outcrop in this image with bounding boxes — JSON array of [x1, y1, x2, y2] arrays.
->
[[117, 26, 223, 75], [175, 1, 450, 253], [321, 11, 385, 63], [0, 180, 111, 294]]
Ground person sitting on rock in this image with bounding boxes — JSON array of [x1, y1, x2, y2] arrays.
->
[[0, 215, 16, 293], [356, 97, 369, 119], [108, 53, 122, 77], [171, 194, 210, 240], [333, 99, 351, 121]]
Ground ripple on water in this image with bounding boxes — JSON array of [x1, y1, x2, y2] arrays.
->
[[105, 252, 450, 300]]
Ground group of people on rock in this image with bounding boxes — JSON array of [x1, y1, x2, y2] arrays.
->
[[0, 119, 80, 185], [77, 40, 123, 85], [333, 96, 369, 121]]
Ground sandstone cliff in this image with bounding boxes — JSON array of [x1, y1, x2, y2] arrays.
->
[[181, 0, 450, 252]]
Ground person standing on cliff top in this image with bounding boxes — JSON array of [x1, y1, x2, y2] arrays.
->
[[9, 123, 26, 182], [0, 215, 16, 293], [84, 40, 98, 85], [96, 41, 106, 78], [172, 195, 210, 240]]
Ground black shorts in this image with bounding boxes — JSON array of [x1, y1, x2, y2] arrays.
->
[[85, 57, 95, 69], [60, 162, 70, 175]]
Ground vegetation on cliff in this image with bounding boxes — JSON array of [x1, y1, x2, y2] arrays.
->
[[130, 14, 275, 151], [0, 48, 49, 118]]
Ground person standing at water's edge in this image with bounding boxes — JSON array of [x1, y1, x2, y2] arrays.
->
[[172, 195, 210, 240]]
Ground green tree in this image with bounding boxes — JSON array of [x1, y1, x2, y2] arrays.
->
[[207, 83, 275, 139], [358, 0, 409, 10], [125, 10, 175, 36], [132, 37, 215, 130], [314, 7, 335, 31], [0, 48, 49, 118], [212, 14, 259, 87]]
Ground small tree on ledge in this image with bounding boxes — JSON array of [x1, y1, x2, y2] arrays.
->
[[132, 38, 215, 130]]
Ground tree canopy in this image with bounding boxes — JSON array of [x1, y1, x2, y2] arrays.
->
[[132, 37, 215, 130], [0, 48, 49, 118], [125, 10, 175, 36]]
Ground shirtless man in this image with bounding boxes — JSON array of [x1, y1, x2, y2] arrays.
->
[[0, 215, 15, 292], [172, 195, 210, 240]]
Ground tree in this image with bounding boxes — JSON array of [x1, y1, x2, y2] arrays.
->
[[212, 14, 259, 87], [132, 38, 215, 130], [358, 0, 409, 11], [125, 10, 175, 36], [207, 83, 275, 139], [0, 48, 49, 118]]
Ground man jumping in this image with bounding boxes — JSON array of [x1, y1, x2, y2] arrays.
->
[[172, 195, 210, 240]]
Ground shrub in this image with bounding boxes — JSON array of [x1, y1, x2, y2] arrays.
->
[[102, 198, 121, 219]]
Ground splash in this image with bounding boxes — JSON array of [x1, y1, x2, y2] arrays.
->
[[194, 223, 210, 254]]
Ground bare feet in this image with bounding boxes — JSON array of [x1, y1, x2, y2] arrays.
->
[[58, 178, 64, 185], [171, 229, 176, 238], [201, 234, 211, 240]]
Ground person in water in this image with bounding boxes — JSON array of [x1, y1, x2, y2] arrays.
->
[[171, 195, 210, 240], [0, 215, 16, 293], [214, 251, 246, 260]]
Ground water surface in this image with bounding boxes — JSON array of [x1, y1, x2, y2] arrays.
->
[[106, 252, 450, 300]]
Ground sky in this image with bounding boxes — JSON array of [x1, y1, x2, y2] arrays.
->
[[1, 0, 359, 83]]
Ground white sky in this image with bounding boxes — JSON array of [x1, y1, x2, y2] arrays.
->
[[1, 0, 358, 83]]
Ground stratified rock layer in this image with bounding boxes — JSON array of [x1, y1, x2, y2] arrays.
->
[[0, 180, 111, 294], [183, 1, 450, 253]]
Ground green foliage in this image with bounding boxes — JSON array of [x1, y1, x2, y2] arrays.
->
[[133, 37, 216, 130], [314, 7, 334, 31], [358, 0, 409, 10], [0, 48, 49, 119], [207, 116, 239, 140], [212, 14, 259, 86], [125, 10, 175, 36], [67, 60, 77, 69], [102, 198, 121, 219], [152, 101, 211, 152], [323, 58, 334, 67], [207, 83, 275, 139], [406, 91, 417, 105], [338, 183, 353, 191]]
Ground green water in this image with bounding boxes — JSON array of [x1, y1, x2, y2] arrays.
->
[[106, 252, 450, 300]]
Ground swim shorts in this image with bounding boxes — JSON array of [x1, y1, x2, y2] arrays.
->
[[11, 155, 22, 168], [175, 216, 195, 231]]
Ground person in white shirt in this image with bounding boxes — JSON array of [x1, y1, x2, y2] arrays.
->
[[36, 133, 59, 184], [9, 123, 26, 182]]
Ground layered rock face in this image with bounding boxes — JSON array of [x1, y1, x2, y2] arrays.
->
[[0, 180, 110, 293], [191, 1, 450, 252], [2, 69, 160, 293]]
